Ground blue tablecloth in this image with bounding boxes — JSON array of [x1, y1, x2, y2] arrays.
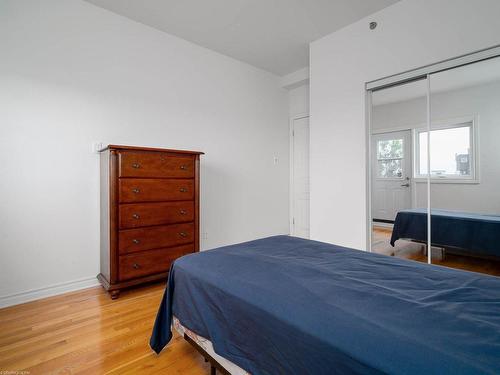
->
[[151, 235, 500, 374], [391, 208, 500, 257]]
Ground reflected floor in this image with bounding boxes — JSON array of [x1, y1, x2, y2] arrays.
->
[[372, 225, 500, 277]]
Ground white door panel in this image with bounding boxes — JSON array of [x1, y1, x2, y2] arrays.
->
[[372, 130, 412, 222], [292, 117, 310, 238]]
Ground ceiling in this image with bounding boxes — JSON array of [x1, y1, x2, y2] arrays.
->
[[85, 0, 399, 76], [372, 56, 500, 106]]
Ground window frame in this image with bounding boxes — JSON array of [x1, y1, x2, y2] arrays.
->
[[414, 116, 479, 183]]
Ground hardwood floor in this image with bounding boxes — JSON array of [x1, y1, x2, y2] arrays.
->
[[372, 226, 500, 276], [0, 283, 210, 374]]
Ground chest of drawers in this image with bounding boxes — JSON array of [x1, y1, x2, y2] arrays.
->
[[98, 145, 203, 299]]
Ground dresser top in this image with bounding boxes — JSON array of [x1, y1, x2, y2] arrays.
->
[[103, 144, 204, 155]]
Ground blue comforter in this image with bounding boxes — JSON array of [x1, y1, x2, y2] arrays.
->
[[391, 208, 500, 257], [150, 235, 500, 374]]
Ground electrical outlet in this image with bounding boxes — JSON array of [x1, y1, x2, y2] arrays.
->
[[202, 232, 208, 240], [273, 156, 279, 165]]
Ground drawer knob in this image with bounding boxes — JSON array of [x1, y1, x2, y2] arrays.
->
[[180, 165, 187, 170], [133, 263, 140, 269], [132, 188, 140, 194], [132, 239, 140, 244], [179, 232, 188, 238], [180, 209, 187, 215], [179, 187, 188, 193], [132, 213, 140, 219], [132, 163, 141, 169]]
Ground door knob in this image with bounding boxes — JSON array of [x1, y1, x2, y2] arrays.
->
[[401, 183, 410, 187]]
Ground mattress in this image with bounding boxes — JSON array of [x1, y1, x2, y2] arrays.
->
[[173, 316, 249, 375], [151, 235, 500, 374]]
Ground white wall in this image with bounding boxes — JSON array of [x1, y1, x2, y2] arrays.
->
[[0, 0, 289, 306], [288, 84, 310, 118], [373, 80, 500, 214], [310, 0, 500, 249]]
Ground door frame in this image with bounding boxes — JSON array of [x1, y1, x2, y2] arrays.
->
[[289, 113, 310, 236]]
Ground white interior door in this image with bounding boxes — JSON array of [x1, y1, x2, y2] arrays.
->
[[372, 130, 412, 222], [292, 116, 310, 238]]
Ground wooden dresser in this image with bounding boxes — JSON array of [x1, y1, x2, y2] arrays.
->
[[98, 145, 203, 299]]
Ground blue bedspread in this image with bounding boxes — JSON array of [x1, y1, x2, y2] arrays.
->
[[150, 235, 500, 374], [391, 208, 500, 257]]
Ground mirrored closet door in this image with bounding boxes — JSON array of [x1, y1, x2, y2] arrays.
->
[[369, 51, 500, 277], [428, 56, 500, 275], [370, 78, 430, 263]]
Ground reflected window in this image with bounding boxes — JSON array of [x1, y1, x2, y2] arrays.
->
[[416, 122, 475, 180], [377, 139, 403, 178]]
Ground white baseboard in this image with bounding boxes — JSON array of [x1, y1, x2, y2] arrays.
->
[[0, 276, 100, 309]]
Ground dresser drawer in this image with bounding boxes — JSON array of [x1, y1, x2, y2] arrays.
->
[[119, 202, 194, 229], [119, 222, 194, 254], [118, 244, 194, 281], [119, 178, 194, 203], [119, 152, 194, 178]]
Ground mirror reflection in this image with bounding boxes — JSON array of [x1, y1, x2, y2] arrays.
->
[[371, 79, 429, 263], [428, 57, 500, 275], [370, 56, 500, 277]]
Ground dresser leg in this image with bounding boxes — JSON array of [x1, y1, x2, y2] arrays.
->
[[110, 290, 120, 300]]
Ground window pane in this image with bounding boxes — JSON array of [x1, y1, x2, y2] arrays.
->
[[378, 159, 402, 178], [377, 139, 403, 159], [419, 125, 471, 176]]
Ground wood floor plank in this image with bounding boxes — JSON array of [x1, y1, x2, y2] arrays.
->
[[0, 296, 157, 356], [0, 283, 210, 375]]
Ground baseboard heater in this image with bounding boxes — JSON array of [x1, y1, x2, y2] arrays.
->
[[373, 219, 395, 224]]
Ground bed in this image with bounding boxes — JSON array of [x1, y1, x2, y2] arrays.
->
[[390, 208, 500, 257], [150, 235, 500, 374]]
